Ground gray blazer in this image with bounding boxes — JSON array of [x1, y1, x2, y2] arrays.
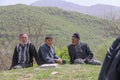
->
[[38, 44, 59, 64]]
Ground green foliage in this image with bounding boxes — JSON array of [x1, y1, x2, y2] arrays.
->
[[55, 47, 70, 63]]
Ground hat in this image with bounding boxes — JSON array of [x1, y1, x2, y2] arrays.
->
[[72, 33, 80, 40], [45, 34, 53, 40]]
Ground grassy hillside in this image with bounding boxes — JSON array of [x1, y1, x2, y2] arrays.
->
[[0, 65, 101, 80], [0, 4, 119, 70], [0, 4, 116, 47]]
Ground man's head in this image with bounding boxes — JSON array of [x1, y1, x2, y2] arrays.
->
[[19, 33, 28, 45], [45, 34, 53, 46], [72, 33, 80, 45]]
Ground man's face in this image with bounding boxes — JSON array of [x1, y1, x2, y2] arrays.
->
[[45, 38, 53, 46], [72, 37, 79, 45], [19, 34, 28, 44]]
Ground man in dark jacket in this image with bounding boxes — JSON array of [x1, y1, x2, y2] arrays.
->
[[98, 37, 120, 80], [9, 33, 40, 69], [68, 33, 101, 65], [38, 34, 66, 64]]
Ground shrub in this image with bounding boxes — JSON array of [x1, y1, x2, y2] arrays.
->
[[55, 47, 70, 63]]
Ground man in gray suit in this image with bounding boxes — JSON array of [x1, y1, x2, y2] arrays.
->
[[38, 34, 66, 64]]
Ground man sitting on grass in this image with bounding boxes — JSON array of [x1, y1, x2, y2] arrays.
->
[[38, 34, 66, 65], [9, 33, 40, 69], [68, 33, 101, 65]]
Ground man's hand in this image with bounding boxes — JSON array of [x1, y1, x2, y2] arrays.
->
[[55, 58, 62, 64]]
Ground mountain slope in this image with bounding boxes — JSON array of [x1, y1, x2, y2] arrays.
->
[[0, 4, 118, 70], [31, 0, 120, 19], [0, 4, 116, 48]]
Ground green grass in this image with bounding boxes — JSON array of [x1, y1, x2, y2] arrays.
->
[[0, 65, 101, 80]]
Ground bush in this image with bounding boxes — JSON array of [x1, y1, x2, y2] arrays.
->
[[55, 47, 70, 63]]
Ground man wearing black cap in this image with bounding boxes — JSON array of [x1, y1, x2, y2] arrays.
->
[[38, 34, 66, 64], [68, 33, 101, 65]]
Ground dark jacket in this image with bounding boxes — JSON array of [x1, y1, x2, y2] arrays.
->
[[10, 43, 40, 69], [38, 44, 59, 64], [98, 37, 120, 80], [68, 42, 93, 64]]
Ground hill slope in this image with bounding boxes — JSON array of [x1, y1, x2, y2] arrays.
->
[[0, 4, 117, 50], [0, 4, 115, 47], [0, 4, 118, 70], [31, 0, 120, 19]]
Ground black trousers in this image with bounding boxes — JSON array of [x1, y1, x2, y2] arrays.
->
[[74, 59, 101, 65]]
